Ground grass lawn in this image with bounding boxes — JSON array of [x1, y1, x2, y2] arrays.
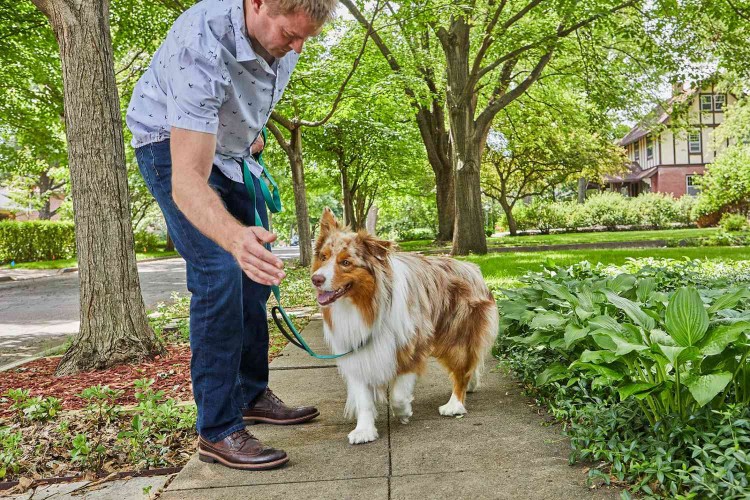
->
[[1, 249, 179, 270], [398, 227, 722, 252], [464, 245, 750, 289]]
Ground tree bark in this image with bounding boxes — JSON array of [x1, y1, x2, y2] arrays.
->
[[499, 199, 517, 236], [442, 18, 487, 255], [165, 232, 175, 252], [339, 164, 356, 229], [289, 127, 312, 266], [38, 171, 53, 220], [366, 204, 378, 234], [31, 0, 163, 375], [415, 107, 454, 242], [577, 177, 587, 204]]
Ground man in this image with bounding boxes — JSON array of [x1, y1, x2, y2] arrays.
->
[[126, 0, 337, 470]]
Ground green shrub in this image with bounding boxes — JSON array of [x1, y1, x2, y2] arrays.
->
[[133, 230, 162, 253], [0, 221, 76, 263], [497, 260, 750, 497], [632, 193, 680, 228], [582, 192, 640, 228], [675, 194, 697, 224], [0, 427, 22, 480], [396, 227, 435, 241], [514, 200, 567, 234], [720, 213, 749, 232]]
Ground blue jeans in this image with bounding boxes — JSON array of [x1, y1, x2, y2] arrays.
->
[[135, 139, 270, 442]]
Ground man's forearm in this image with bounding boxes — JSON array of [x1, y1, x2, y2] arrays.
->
[[173, 172, 244, 253]]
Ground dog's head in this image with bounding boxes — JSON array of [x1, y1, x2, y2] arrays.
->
[[311, 208, 393, 307]]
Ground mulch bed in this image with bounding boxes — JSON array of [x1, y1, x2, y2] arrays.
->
[[0, 345, 194, 418]]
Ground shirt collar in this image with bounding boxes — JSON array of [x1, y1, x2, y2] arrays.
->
[[230, 0, 256, 63]]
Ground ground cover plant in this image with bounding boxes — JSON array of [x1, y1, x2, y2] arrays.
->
[[0, 262, 316, 486], [496, 259, 750, 498]]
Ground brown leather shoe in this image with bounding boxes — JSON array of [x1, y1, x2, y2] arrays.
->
[[242, 388, 320, 425], [198, 429, 289, 470]]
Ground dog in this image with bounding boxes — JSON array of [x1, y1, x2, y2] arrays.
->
[[311, 208, 498, 444]]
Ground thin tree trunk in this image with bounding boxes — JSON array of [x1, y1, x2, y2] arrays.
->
[[577, 177, 587, 204], [499, 199, 517, 236], [339, 165, 355, 229], [366, 204, 378, 234], [289, 127, 312, 266], [415, 108, 454, 241], [165, 232, 175, 252], [38, 172, 53, 220], [31, 0, 163, 375]]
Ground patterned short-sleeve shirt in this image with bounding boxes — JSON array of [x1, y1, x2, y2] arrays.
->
[[125, 0, 298, 181]]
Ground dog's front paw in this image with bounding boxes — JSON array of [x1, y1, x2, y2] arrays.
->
[[392, 403, 413, 424], [348, 426, 378, 444], [439, 399, 467, 416]]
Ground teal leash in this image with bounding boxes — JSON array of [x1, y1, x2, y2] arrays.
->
[[241, 145, 351, 360]]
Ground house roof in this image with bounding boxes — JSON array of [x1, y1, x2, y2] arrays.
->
[[618, 88, 699, 147], [603, 162, 658, 184]]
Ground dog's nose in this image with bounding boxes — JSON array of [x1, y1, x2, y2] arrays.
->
[[312, 274, 325, 287]]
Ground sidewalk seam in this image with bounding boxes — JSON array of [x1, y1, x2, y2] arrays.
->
[[387, 389, 392, 500], [166, 474, 388, 491]]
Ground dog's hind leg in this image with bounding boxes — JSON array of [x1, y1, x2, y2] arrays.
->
[[439, 364, 472, 416], [390, 373, 417, 424]]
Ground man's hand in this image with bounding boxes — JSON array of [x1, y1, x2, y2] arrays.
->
[[230, 227, 285, 286], [250, 134, 265, 154], [170, 127, 285, 285]]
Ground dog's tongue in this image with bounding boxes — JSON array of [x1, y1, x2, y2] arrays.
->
[[318, 290, 336, 304]]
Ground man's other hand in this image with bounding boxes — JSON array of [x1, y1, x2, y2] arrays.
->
[[230, 226, 285, 286]]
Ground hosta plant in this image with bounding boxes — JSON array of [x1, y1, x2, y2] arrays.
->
[[498, 264, 750, 425]]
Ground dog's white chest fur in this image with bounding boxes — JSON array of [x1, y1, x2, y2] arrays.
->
[[322, 257, 414, 386]]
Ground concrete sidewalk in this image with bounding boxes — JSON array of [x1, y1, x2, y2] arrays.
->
[[161, 320, 618, 499]]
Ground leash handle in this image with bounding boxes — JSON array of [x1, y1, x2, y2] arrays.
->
[[241, 154, 350, 360]]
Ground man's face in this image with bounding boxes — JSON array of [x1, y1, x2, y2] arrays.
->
[[246, 0, 324, 58]]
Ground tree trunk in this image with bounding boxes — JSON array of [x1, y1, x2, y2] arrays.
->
[[577, 177, 587, 204], [31, 0, 163, 375], [339, 166, 355, 229], [366, 204, 378, 234], [415, 107, 454, 242], [289, 127, 312, 266], [499, 199, 517, 236], [38, 172, 53, 220], [443, 19, 487, 255], [165, 232, 175, 252]]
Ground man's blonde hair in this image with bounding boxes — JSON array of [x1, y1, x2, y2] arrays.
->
[[268, 0, 338, 23]]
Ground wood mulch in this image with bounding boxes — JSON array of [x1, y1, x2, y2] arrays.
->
[[0, 344, 193, 419]]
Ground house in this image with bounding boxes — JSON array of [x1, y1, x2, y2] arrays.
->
[[0, 187, 64, 221], [606, 82, 738, 198]]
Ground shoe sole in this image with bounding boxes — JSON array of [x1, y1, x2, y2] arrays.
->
[[198, 450, 290, 470], [243, 410, 320, 426]]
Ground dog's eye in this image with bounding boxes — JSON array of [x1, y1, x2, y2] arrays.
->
[[341, 259, 351, 267]]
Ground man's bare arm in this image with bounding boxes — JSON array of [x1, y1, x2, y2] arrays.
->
[[170, 127, 284, 286]]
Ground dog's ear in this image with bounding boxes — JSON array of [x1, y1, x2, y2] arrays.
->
[[315, 208, 340, 253], [319, 207, 340, 236], [356, 231, 393, 262]]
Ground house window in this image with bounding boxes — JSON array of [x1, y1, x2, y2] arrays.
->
[[700, 95, 713, 111], [714, 94, 726, 111], [646, 137, 654, 160], [686, 174, 702, 196], [688, 130, 701, 153], [634, 147, 640, 162]]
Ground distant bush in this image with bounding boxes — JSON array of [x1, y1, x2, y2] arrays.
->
[[396, 227, 435, 241], [582, 192, 640, 228], [133, 230, 161, 253], [719, 213, 749, 232], [0, 221, 76, 263]]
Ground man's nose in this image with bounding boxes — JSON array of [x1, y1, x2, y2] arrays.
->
[[312, 274, 325, 287], [291, 39, 305, 54]]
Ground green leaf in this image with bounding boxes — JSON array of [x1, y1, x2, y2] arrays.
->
[[608, 273, 636, 292], [570, 361, 625, 381], [699, 322, 750, 355], [636, 278, 657, 303], [685, 372, 733, 407], [539, 281, 577, 304], [656, 344, 700, 366], [666, 287, 709, 347], [589, 314, 626, 334], [564, 324, 589, 348], [618, 382, 660, 401], [597, 331, 649, 356], [579, 350, 619, 364], [603, 290, 656, 331], [529, 311, 567, 330], [708, 288, 750, 313], [535, 363, 569, 386]]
